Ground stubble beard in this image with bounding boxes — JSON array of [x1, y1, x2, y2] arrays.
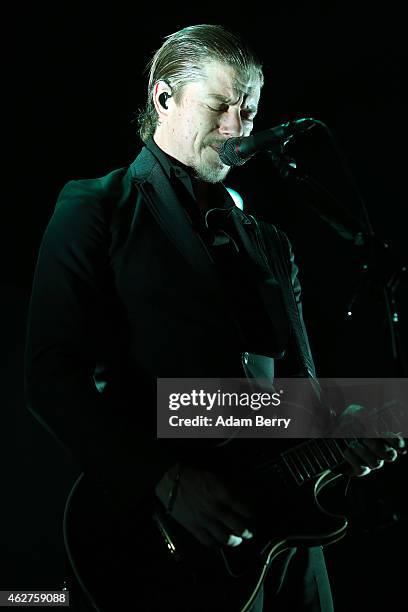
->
[[193, 146, 230, 183]]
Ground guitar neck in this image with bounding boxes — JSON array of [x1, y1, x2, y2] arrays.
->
[[277, 438, 347, 487], [274, 397, 405, 488]]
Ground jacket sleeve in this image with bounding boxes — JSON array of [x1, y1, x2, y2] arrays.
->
[[24, 179, 174, 511]]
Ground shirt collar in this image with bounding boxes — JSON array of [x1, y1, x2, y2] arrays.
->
[[147, 137, 193, 184], [146, 137, 236, 212]]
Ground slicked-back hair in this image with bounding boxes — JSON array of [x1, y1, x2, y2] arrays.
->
[[137, 24, 264, 142]]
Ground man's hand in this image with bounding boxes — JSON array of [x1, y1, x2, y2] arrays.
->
[[335, 403, 406, 476], [155, 464, 254, 548], [343, 436, 406, 477]]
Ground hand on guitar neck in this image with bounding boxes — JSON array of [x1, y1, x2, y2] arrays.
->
[[334, 403, 406, 477], [154, 401, 407, 554], [155, 463, 254, 548], [342, 435, 406, 476]]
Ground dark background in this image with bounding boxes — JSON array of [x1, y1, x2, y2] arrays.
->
[[4, 1, 408, 610]]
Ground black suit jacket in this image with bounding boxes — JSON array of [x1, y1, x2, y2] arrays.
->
[[24, 144, 319, 509]]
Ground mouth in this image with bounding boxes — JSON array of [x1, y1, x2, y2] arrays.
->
[[209, 144, 220, 153], [209, 143, 228, 158], [204, 143, 229, 170]]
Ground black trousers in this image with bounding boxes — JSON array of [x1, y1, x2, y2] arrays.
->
[[250, 547, 333, 611], [65, 546, 333, 612]]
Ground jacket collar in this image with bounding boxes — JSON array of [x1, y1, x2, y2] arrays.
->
[[128, 145, 292, 358], [129, 145, 219, 285]]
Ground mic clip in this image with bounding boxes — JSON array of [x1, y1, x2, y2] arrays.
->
[[268, 153, 298, 180]]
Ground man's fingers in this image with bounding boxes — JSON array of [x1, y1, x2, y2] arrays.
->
[[241, 528, 254, 540], [383, 435, 406, 454], [354, 466, 371, 477], [344, 441, 384, 470], [360, 436, 406, 462], [360, 439, 398, 462], [207, 520, 248, 548], [342, 447, 372, 477], [196, 512, 254, 548], [227, 534, 243, 547], [218, 508, 254, 540], [206, 520, 234, 546]]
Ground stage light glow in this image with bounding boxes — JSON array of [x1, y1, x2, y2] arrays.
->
[[226, 187, 244, 210]]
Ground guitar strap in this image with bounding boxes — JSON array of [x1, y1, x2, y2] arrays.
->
[[250, 218, 336, 419], [253, 220, 316, 377]]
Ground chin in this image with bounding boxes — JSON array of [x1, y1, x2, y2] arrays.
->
[[197, 165, 229, 183], [195, 152, 230, 183]]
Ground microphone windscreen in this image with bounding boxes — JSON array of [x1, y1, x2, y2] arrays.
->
[[218, 139, 247, 167]]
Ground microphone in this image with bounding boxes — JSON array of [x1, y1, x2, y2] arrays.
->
[[218, 118, 318, 166]]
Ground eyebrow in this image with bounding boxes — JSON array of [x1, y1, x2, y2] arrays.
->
[[207, 94, 258, 112], [207, 94, 239, 103]]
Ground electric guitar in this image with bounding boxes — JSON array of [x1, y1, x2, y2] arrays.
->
[[63, 395, 405, 612]]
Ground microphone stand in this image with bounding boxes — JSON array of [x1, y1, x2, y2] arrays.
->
[[266, 147, 408, 376], [267, 132, 408, 535]]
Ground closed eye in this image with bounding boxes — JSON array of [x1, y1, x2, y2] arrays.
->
[[208, 106, 255, 121], [241, 109, 256, 122], [207, 105, 228, 112]]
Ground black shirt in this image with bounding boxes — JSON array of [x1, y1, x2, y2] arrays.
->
[[146, 137, 285, 359]]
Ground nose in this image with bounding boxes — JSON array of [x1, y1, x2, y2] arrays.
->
[[218, 108, 244, 138]]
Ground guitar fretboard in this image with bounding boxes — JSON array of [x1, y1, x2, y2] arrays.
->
[[279, 438, 347, 486], [271, 401, 404, 487], [247, 438, 349, 489]]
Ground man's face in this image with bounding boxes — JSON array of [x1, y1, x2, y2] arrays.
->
[[156, 61, 261, 183]]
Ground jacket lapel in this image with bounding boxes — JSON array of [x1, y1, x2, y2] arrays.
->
[[128, 147, 291, 358], [129, 147, 218, 286]]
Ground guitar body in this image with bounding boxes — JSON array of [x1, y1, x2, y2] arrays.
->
[[63, 469, 347, 612]]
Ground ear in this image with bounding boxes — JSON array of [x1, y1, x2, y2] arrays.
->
[[153, 81, 173, 119]]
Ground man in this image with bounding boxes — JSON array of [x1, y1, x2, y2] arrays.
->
[[25, 24, 404, 611]]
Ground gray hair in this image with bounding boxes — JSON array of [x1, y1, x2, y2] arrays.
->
[[137, 24, 264, 142]]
